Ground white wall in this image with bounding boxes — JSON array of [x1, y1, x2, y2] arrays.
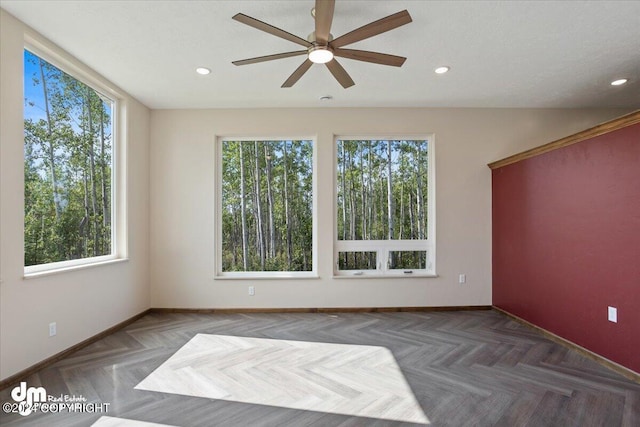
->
[[0, 10, 150, 380], [149, 107, 629, 309]]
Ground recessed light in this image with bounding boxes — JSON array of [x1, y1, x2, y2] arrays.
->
[[434, 66, 450, 74], [319, 95, 333, 101], [611, 78, 628, 86], [196, 67, 211, 75]]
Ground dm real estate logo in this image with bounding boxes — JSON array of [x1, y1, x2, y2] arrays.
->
[[3, 382, 110, 417], [7, 382, 46, 416]]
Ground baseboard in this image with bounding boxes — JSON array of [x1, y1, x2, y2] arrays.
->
[[0, 309, 151, 391], [0, 305, 492, 390], [493, 306, 639, 383], [150, 305, 493, 314]]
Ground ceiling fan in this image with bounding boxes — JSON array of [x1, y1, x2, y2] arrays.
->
[[232, 0, 412, 88]]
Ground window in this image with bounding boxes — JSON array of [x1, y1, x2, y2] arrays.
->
[[23, 47, 118, 273], [335, 137, 435, 276], [216, 138, 316, 277]]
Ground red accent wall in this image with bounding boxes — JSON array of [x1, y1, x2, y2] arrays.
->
[[492, 123, 640, 373]]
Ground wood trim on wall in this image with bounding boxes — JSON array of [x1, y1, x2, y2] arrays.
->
[[488, 110, 640, 169], [0, 309, 151, 391], [493, 306, 640, 384]]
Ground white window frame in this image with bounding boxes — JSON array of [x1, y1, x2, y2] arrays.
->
[[333, 135, 436, 278], [23, 34, 127, 277], [214, 136, 318, 279]]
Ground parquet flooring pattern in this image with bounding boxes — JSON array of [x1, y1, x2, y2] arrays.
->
[[1, 310, 639, 427], [135, 334, 428, 423]]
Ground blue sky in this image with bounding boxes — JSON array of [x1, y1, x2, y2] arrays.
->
[[23, 49, 47, 122], [23, 49, 113, 128]]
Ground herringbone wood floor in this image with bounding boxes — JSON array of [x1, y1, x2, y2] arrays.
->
[[1, 310, 638, 426]]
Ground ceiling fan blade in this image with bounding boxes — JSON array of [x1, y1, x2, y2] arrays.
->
[[233, 13, 312, 48], [334, 48, 406, 67], [326, 59, 355, 88], [331, 10, 412, 48], [282, 59, 313, 88], [233, 50, 308, 66], [315, 0, 335, 45]]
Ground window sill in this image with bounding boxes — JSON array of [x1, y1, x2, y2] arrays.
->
[[215, 274, 320, 280], [24, 258, 129, 280], [332, 273, 439, 279]]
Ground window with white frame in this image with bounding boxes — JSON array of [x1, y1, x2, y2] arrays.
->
[[23, 46, 120, 273], [216, 138, 316, 277], [335, 137, 435, 276]]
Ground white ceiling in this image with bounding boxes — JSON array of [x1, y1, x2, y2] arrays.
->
[[2, 0, 639, 109]]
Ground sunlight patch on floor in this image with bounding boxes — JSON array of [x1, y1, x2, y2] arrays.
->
[[91, 416, 178, 427], [135, 334, 429, 424]]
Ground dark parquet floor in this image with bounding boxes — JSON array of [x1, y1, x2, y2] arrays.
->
[[1, 309, 638, 426]]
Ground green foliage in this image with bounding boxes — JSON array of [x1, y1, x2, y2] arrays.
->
[[221, 140, 313, 272], [24, 50, 113, 266], [337, 139, 429, 269], [337, 139, 428, 241]]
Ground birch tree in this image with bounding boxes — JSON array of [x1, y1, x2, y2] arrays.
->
[[24, 51, 113, 266]]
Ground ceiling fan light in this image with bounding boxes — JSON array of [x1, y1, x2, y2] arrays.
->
[[308, 46, 334, 64], [611, 78, 628, 86]]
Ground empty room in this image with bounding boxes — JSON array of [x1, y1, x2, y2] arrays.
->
[[0, 1, 639, 426]]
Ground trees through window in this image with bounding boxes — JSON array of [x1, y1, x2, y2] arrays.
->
[[219, 139, 314, 274], [336, 138, 434, 276], [24, 49, 115, 269]]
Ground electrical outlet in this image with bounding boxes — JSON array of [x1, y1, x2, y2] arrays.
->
[[49, 322, 57, 337], [248, 286, 255, 296], [608, 306, 617, 323], [459, 274, 466, 284]]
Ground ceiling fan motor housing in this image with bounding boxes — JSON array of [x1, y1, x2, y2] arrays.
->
[[307, 31, 334, 44]]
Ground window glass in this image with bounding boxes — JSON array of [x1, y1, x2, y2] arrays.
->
[[388, 251, 428, 270], [335, 138, 434, 276], [24, 49, 114, 267], [338, 251, 377, 270], [220, 139, 313, 273], [337, 139, 428, 241]]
